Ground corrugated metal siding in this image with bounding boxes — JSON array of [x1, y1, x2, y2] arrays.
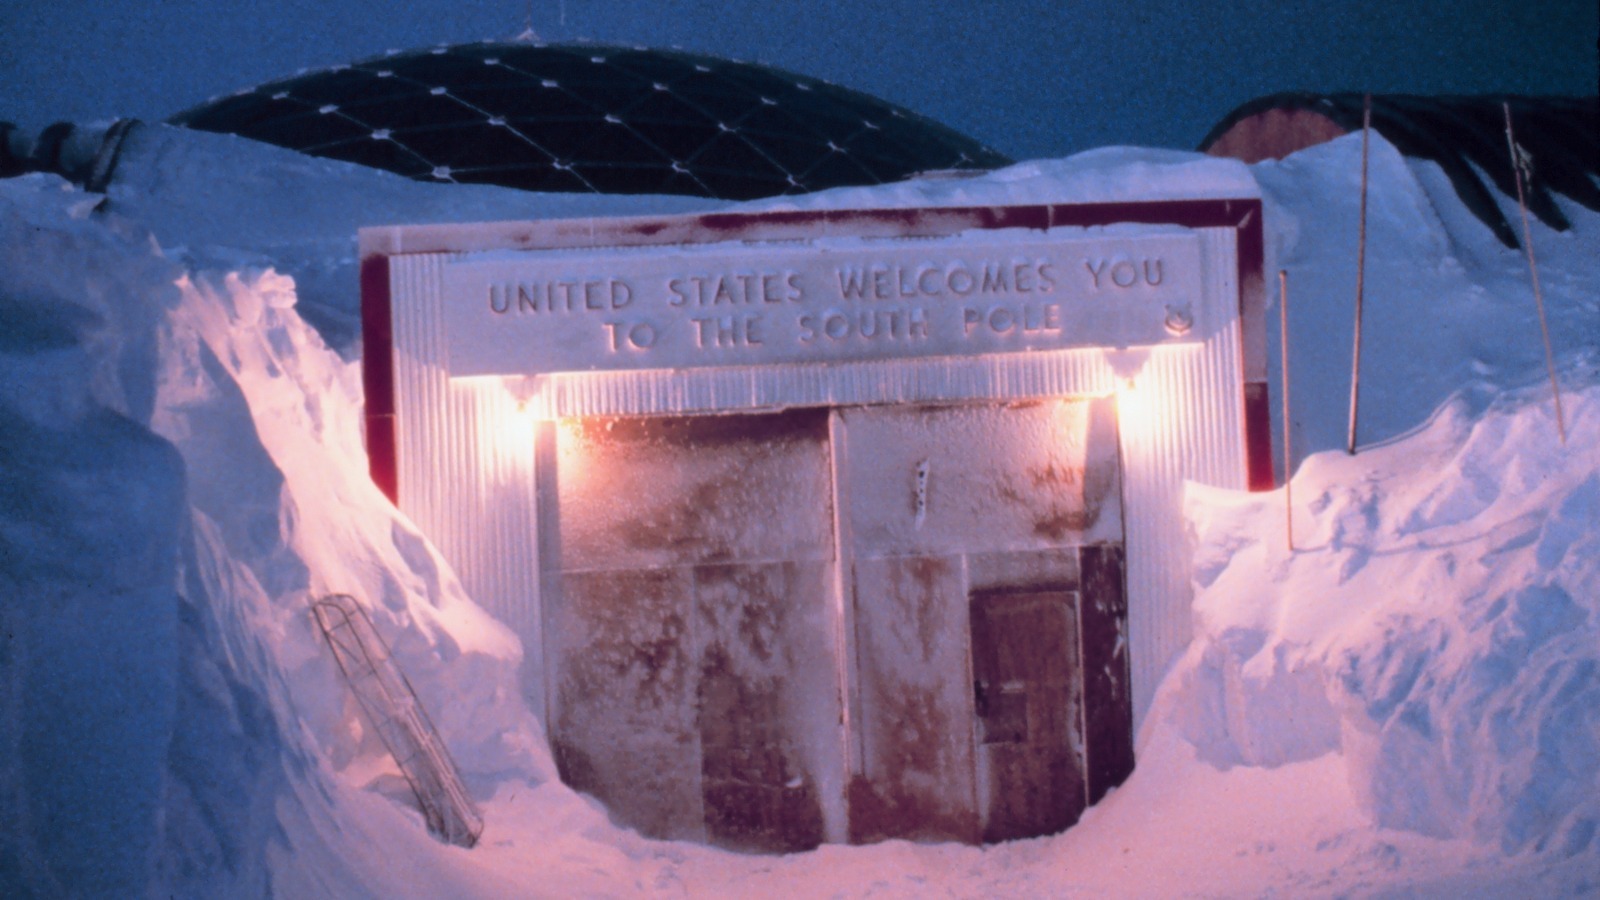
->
[[1117, 229, 1246, 722], [392, 254, 542, 698], [520, 351, 1119, 420], [388, 225, 1245, 730], [1088, 227, 1247, 724]]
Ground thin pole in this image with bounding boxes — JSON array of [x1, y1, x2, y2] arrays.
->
[[1503, 102, 1568, 445], [517, 0, 537, 41], [1280, 269, 1294, 552], [1347, 93, 1370, 455]]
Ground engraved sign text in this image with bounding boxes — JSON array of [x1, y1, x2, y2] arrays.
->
[[440, 230, 1206, 377]]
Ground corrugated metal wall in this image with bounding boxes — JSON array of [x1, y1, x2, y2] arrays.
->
[[391, 254, 543, 699]]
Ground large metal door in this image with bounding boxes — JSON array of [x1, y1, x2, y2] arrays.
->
[[538, 410, 840, 851], [539, 397, 1129, 850], [835, 397, 1126, 844]]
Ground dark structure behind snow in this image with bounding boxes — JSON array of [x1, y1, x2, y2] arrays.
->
[[1201, 94, 1600, 248], [0, 119, 139, 191], [170, 41, 1010, 201]]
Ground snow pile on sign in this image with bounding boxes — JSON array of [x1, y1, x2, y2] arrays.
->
[[0, 124, 1596, 897]]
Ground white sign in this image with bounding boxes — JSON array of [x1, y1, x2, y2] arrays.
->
[[439, 229, 1205, 377]]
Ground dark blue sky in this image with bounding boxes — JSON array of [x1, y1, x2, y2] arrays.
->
[[5, 0, 1596, 159]]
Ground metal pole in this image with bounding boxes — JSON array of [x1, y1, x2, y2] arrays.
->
[[1280, 269, 1294, 552], [1347, 93, 1370, 456], [1503, 102, 1568, 445]]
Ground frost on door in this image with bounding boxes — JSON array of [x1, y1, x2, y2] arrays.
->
[[837, 398, 1130, 844], [538, 398, 1131, 851], [539, 410, 841, 852]]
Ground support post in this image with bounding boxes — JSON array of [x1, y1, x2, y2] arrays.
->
[[1347, 93, 1370, 456], [1280, 269, 1293, 552], [1502, 102, 1567, 445]]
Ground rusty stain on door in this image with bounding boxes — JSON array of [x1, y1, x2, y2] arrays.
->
[[541, 408, 838, 851]]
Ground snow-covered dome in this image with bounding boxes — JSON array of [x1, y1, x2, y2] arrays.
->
[[169, 41, 1012, 200]]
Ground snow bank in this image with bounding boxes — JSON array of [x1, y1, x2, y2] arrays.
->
[[1152, 130, 1600, 875], [738, 145, 1258, 211], [1163, 379, 1599, 857], [1255, 131, 1598, 457], [0, 173, 551, 897], [0, 176, 184, 897]]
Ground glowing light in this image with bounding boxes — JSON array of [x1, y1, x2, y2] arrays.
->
[[1116, 376, 1154, 435], [552, 416, 599, 487], [490, 398, 538, 474]]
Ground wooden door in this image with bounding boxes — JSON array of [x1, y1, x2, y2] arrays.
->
[[970, 588, 1085, 842]]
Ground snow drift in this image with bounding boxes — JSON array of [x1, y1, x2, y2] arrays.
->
[[1158, 130, 1600, 868], [1164, 381, 1599, 856], [1, 124, 1596, 897], [0, 174, 548, 897]]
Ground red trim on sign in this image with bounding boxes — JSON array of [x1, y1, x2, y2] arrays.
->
[[360, 254, 400, 503], [362, 199, 1265, 258], [1233, 202, 1273, 490], [1243, 381, 1275, 490], [365, 414, 399, 502], [1046, 198, 1250, 231]]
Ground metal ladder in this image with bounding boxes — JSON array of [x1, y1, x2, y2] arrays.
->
[[311, 594, 484, 847]]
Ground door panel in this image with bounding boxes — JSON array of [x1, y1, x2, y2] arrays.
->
[[696, 560, 831, 851], [552, 412, 835, 571], [837, 398, 1121, 844], [541, 409, 838, 850], [970, 589, 1086, 843], [837, 400, 1122, 558], [547, 566, 703, 840], [845, 554, 979, 844]]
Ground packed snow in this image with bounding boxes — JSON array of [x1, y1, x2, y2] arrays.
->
[[1, 123, 1595, 897]]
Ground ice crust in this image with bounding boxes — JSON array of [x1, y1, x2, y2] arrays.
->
[[0, 124, 1596, 896]]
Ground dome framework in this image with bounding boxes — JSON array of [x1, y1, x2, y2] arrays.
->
[[172, 41, 1012, 200]]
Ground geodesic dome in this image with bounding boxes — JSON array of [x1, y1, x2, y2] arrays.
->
[[170, 41, 1011, 200]]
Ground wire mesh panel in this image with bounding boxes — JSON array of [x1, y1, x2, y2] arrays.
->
[[311, 594, 484, 847]]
